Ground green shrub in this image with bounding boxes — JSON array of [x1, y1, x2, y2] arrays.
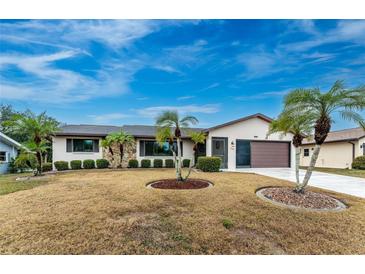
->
[[96, 159, 109, 169], [141, 159, 151, 168], [54, 161, 69, 171], [352, 156, 365, 170], [197, 157, 221, 172], [7, 158, 18, 173], [83, 159, 95, 169], [182, 159, 191, 168], [222, 219, 234, 229], [128, 159, 138, 168], [70, 160, 82, 170], [165, 159, 175, 168], [153, 159, 163, 168], [42, 163, 52, 172]]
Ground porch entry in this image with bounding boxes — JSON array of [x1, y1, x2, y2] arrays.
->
[[211, 137, 228, 169]]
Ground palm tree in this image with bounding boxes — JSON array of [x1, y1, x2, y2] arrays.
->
[[4, 111, 59, 175], [190, 131, 206, 166], [112, 130, 134, 167], [284, 80, 365, 192], [269, 110, 315, 189], [156, 111, 198, 181], [101, 135, 115, 164]]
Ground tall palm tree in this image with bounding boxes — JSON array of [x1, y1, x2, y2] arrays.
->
[[269, 110, 315, 189], [112, 130, 134, 167], [284, 80, 365, 192], [4, 111, 59, 175], [156, 111, 198, 181], [190, 131, 206, 166]]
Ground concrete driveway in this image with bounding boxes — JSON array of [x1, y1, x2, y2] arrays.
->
[[231, 168, 365, 198]]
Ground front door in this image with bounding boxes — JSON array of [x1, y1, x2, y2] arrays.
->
[[212, 137, 228, 169], [236, 140, 251, 167]]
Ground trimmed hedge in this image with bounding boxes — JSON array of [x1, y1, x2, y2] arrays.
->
[[352, 156, 365, 170], [128, 159, 138, 168], [42, 163, 53, 172], [96, 159, 109, 169], [70, 160, 82, 170], [83, 159, 95, 169], [153, 159, 163, 168], [141, 159, 151, 168], [182, 159, 191, 168], [54, 161, 69, 171], [165, 159, 175, 168], [197, 157, 221, 172]]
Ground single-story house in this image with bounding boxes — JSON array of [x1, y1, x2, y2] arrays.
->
[[0, 132, 26, 174], [52, 113, 295, 170], [300, 127, 365, 169]]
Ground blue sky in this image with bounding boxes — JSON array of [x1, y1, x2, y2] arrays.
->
[[0, 19, 364, 130]]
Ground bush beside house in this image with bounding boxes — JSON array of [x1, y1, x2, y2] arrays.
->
[[197, 157, 221, 172], [41, 163, 52, 172], [70, 160, 82, 170], [352, 156, 365, 170], [153, 159, 163, 168], [128, 159, 138, 168], [54, 161, 69, 171], [141, 159, 151, 168], [165, 159, 175, 168], [96, 159, 109, 169], [83, 159, 95, 169], [182, 159, 190, 168]]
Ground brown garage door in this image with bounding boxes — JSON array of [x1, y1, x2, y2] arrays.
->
[[251, 141, 290, 168]]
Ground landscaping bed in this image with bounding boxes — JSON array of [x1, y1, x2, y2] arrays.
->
[[257, 187, 347, 211], [148, 179, 212, 189]]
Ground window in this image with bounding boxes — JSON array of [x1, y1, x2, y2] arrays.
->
[[66, 139, 99, 152], [140, 140, 183, 156], [0, 151, 6, 162], [303, 148, 309, 157]]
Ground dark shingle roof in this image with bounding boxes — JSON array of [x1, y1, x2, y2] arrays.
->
[[56, 124, 204, 138], [302, 127, 365, 144], [56, 125, 123, 137]]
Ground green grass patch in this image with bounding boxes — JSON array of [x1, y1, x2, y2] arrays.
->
[[0, 173, 50, 195]]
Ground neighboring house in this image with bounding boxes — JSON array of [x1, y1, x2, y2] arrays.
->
[[0, 132, 25, 174], [52, 113, 295, 170], [300, 127, 365, 169]]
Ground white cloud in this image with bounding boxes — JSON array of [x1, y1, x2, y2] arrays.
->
[[152, 65, 181, 74], [0, 20, 160, 50], [0, 50, 135, 103], [177, 95, 195, 100], [234, 90, 290, 101], [136, 104, 220, 117], [87, 113, 130, 124], [281, 20, 365, 52], [197, 83, 220, 92]]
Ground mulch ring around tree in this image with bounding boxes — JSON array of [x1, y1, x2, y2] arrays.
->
[[256, 187, 347, 212], [147, 179, 213, 190]]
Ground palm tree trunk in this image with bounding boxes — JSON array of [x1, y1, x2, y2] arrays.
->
[[296, 144, 321, 192], [36, 151, 43, 176], [119, 144, 124, 168], [176, 138, 183, 181], [294, 146, 301, 186]]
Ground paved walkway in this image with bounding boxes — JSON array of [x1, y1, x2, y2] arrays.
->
[[229, 168, 365, 198]]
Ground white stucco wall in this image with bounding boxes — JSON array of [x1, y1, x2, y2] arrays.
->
[[300, 141, 357, 169], [52, 136, 103, 169], [357, 137, 365, 157], [136, 138, 195, 166], [206, 117, 295, 170]]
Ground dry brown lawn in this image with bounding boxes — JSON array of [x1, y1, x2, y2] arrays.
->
[[0, 169, 364, 255]]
